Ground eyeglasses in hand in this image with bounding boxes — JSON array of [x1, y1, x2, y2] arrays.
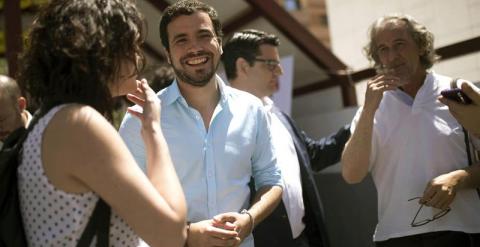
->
[[408, 197, 451, 227]]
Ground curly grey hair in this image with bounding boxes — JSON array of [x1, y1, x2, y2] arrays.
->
[[364, 14, 440, 71]]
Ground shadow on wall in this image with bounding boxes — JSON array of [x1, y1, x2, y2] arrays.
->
[[316, 169, 377, 247]]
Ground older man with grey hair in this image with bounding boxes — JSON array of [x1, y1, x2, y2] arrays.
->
[[341, 14, 480, 247]]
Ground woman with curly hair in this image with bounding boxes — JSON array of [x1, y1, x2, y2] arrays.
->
[[16, 0, 186, 246]]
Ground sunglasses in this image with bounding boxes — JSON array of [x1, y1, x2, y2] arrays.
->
[[408, 197, 451, 227]]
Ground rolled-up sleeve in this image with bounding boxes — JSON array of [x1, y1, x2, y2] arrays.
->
[[251, 106, 283, 190]]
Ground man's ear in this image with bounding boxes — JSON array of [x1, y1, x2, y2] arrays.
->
[[418, 46, 427, 56], [217, 36, 223, 53], [164, 48, 172, 64], [236, 58, 250, 77], [17, 97, 27, 111]]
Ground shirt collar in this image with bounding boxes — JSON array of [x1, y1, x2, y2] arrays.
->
[[216, 75, 228, 106], [163, 79, 183, 106], [390, 71, 435, 105], [163, 74, 229, 107], [419, 70, 436, 93], [262, 97, 274, 111]]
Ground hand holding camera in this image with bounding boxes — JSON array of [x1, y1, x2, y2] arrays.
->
[[440, 88, 472, 105], [439, 81, 480, 137], [440, 79, 473, 105]]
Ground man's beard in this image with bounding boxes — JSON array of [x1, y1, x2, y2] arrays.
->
[[171, 52, 220, 87]]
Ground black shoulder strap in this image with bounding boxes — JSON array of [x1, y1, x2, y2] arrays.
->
[[463, 127, 473, 166], [14, 108, 48, 147], [450, 78, 474, 166], [451, 78, 473, 166], [76, 199, 111, 247], [461, 127, 480, 200], [0, 107, 52, 247]]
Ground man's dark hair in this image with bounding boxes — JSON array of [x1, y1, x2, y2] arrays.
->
[[221, 29, 279, 80], [159, 0, 223, 51], [17, 0, 145, 119]]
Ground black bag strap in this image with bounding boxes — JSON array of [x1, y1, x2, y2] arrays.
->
[[450, 79, 473, 166], [77, 199, 111, 247], [0, 106, 52, 247], [13, 107, 49, 148], [461, 127, 480, 200], [463, 127, 473, 166], [451, 78, 474, 166]]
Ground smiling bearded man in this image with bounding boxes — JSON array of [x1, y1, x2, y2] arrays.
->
[[119, 1, 284, 247]]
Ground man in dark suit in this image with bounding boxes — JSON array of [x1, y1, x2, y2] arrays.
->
[[222, 29, 350, 247]]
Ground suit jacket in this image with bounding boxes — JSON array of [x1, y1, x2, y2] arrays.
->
[[253, 110, 351, 247]]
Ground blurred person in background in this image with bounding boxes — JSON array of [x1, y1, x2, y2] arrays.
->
[[143, 62, 175, 92], [0, 75, 31, 150], [112, 63, 175, 129]]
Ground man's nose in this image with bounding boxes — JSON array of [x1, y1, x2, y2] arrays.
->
[[273, 64, 283, 76], [386, 48, 401, 65], [187, 39, 204, 53]]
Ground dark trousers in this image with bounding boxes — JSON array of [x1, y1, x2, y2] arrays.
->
[[293, 231, 310, 247], [253, 202, 311, 247], [375, 231, 480, 247]]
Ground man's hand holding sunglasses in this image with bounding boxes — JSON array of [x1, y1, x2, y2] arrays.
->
[[421, 170, 471, 210]]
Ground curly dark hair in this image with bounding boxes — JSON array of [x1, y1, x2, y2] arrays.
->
[[222, 29, 280, 80], [364, 14, 439, 71], [17, 0, 145, 118], [159, 0, 223, 52]]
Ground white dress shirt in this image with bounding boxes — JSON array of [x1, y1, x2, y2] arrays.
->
[[263, 97, 305, 238]]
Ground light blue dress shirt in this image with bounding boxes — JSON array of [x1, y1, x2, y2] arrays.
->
[[119, 75, 282, 247]]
